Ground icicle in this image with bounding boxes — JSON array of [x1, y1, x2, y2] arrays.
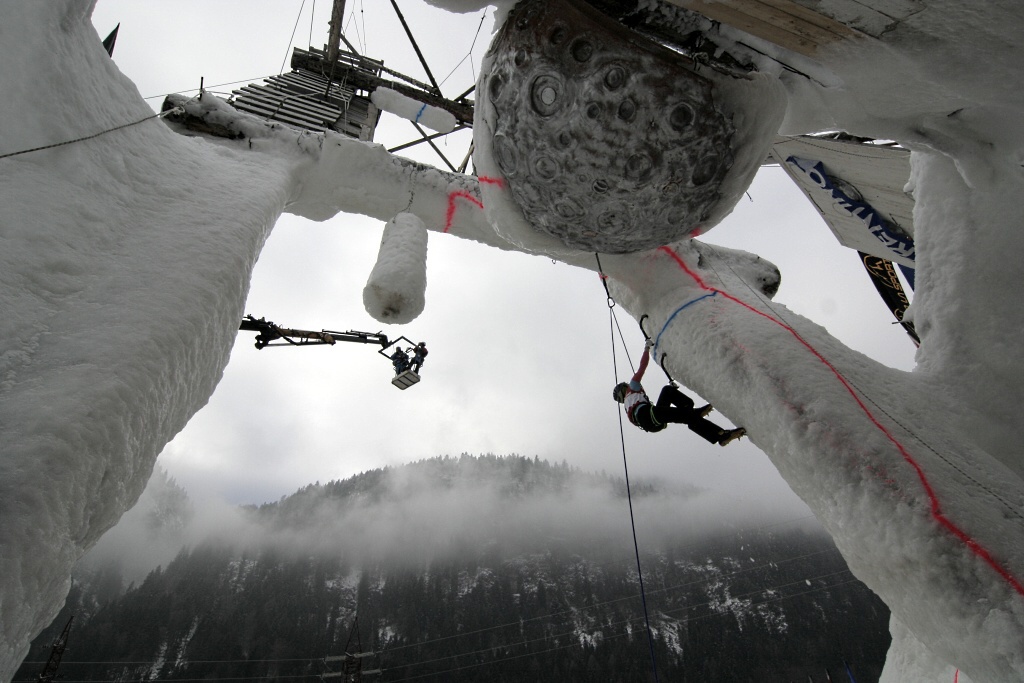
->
[[363, 213, 429, 324]]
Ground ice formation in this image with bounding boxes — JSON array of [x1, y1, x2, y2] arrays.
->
[[363, 213, 430, 324], [2, 1, 1024, 682], [474, 0, 786, 253], [370, 87, 458, 135]]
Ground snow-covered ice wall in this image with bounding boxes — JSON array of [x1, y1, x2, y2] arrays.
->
[[0, 3, 310, 677], [0, 3, 518, 674], [4, 0, 1024, 681]]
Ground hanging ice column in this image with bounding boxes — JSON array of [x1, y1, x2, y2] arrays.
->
[[363, 213, 430, 324], [370, 88, 458, 135], [473, 0, 786, 256]]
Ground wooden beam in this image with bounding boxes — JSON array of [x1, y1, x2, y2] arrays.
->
[[327, 0, 347, 64], [292, 50, 475, 126], [663, 0, 863, 56]]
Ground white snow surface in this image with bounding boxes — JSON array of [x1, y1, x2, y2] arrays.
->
[[0, 2, 307, 675], [363, 213, 430, 324], [2, 1, 1024, 682], [371, 87, 458, 135]]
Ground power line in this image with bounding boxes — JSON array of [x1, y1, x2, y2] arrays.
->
[[19, 549, 857, 683], [437, 11, 487, 89], [28, 515, 836, 672], [15, 674, 323, 683], [142, 75, 279, 101], [19, 568, 862, 683], [20, 658, 323, 667], [380, 569, 864, 682], [331, 526, 841, 665]]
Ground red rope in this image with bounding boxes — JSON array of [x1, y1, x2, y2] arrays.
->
[[656, 245, 1024, 597]]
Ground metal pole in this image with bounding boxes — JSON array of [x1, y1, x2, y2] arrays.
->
[[388, 0, 443, 95]]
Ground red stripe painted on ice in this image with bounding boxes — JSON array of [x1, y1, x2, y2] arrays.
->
[[443, 177, 503, 233], [656, 245, 1024, 597], [443, 190, 483, 233]]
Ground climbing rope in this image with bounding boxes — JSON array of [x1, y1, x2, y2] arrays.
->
[[0, 107, 180, 161], [595, 253, 660, 683]]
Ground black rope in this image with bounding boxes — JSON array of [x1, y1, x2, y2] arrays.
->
[[280, 0, 308, 75], [597, 253, 660, 683], [612, 308, 636, 374], [595, 253, 613, 301], [0, 110, 171, 160], [608, 308, 660, 683]]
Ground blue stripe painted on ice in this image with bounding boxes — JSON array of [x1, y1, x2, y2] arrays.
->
[[653, 291, 718, 355]]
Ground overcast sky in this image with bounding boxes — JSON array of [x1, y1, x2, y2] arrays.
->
[[88, 0, 916, 518]]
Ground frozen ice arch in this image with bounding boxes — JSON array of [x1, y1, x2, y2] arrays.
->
[[3, 2, 1024, 682]]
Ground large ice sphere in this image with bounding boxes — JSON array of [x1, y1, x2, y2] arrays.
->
[[475, 0, 787, 254]]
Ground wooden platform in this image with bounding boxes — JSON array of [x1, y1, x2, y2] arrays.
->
[[229, 47, 381, 140], [664, 0, 924, 55]]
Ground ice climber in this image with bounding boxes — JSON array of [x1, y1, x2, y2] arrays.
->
[[613, 342, 746, 446]]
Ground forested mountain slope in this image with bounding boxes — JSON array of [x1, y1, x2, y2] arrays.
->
[[17, 456, 889, 682]]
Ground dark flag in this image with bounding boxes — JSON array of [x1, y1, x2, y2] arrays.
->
[[102, 23, 120, 57]]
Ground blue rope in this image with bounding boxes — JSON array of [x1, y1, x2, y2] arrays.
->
[[652, 291, 718, 356], [414, 102, 428, 123]]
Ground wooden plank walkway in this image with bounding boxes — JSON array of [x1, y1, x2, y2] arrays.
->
[[229, 48, 380, 140]]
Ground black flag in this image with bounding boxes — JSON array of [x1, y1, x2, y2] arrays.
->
[[102, 23, 120, 57]]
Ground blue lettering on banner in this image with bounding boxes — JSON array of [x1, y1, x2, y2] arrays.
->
[[786, 156, 915, 262]]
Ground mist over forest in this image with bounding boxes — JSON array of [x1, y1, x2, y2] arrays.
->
[[24, 455, 887, 682], [82, 453, 816, 584]]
